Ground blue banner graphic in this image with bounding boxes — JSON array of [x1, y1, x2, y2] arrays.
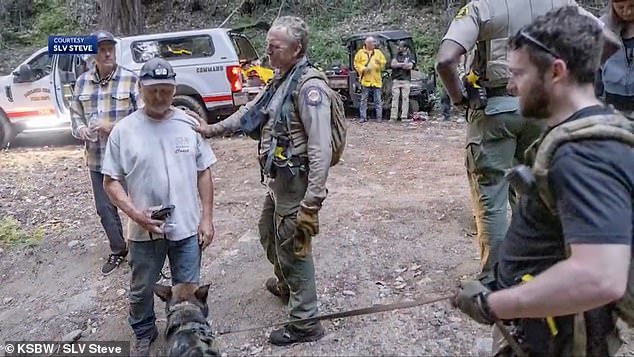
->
[[48, 36, 98, 56]]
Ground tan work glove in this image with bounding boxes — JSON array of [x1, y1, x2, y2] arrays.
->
[[293, 227, 312, 258], [293, 202, 319, 258], [296, 202, 319, 237]]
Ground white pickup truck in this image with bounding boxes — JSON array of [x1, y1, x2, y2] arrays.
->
[[0, 26, 264, 148]]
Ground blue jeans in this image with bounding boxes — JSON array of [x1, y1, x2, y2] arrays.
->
[[89, 171, 126, 255], [127, 235, 200, 339], [360, 86, 382, 121]]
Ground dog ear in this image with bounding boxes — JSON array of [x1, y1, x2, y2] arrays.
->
[[195, 283, 211, 303], [154, 284, 172, 302]]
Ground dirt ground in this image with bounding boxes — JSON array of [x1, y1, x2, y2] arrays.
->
[[1, 116, 630, 356]]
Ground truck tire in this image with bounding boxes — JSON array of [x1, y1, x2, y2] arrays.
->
[[409, 99, 419, 116], [0, 115, 12, 149], [173, 95, 208, 123]]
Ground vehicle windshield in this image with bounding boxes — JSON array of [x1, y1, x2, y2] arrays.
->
[[230, 34, 258, 63]]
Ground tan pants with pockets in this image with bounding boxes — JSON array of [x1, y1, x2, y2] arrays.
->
[[390, 79, 411, 120]]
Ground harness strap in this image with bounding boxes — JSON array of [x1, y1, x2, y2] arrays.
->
[[261, 60, 310, 179], [166, 303, 211, 337]]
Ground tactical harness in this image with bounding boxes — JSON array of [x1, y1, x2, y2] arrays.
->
[[262, 61, 310, 180], [239, 60, 347, 183], [165, 301, 220, 356], [513, 111, 634, 356]]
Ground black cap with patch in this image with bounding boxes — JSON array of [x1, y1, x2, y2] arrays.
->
[[139, 58, 176, 86], [91, 30, 117, 45]]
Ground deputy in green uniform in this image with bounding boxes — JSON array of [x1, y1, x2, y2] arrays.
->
[[194, 16, 332, 346], [435, 0, 603, 280]]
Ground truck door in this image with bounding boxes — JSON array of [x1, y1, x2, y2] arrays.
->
[[4, 49, 58, 129], [50, 54, 88, 120]]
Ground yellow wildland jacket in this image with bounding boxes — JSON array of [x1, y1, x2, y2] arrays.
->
[[354, 48, 386, 88]]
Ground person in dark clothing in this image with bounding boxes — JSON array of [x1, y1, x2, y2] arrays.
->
[[440, 87, 451, 121], [389, 40, 415, 121], [451, 7, 632, 356], [597, 0, 634, 114]]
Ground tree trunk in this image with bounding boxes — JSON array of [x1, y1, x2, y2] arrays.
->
[[99, 0, 144, 36]]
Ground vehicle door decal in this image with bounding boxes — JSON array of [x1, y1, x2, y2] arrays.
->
[[5, 107, 56, 118]]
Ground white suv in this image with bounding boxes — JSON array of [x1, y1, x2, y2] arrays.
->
[[0, 26, 262, 148]]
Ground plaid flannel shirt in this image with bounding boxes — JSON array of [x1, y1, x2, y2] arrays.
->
[[70, 65, 141, 172]]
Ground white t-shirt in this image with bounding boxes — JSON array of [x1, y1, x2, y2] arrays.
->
[[101, 107, 217, 241]]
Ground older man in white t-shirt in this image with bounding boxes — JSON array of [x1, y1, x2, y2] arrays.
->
[[101, 57, 216, 356]]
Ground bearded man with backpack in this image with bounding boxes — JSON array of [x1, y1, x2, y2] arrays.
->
[[451, 7, 633, 356], [194, 15, 346, 346]]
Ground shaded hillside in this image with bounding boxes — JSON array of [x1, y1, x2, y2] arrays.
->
[[0, 0, 609, 75], [0, 0, 453, 74]]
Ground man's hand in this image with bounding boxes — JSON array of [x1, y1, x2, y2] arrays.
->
[[184, 108, 202, 123], [453, 95, 469, 109], [188, 109, 218, 137], [296, 202, 319, 237], [94, 120, 114, 135], [78, 126, 96, 142], [131, 209, 164, 235], [198, 217, 215, 250], [451, 280, 496, 325]]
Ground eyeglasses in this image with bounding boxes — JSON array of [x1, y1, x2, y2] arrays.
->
[[518, 30, 561, 59]]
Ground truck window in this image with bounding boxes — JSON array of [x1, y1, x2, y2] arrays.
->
[[230, 34, 258, 63], [55, 55, 84, 109], [27, 52, 53, 80], [130, 35, 215, 63]]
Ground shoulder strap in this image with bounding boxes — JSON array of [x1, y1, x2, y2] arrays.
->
[[365, 50, 375, 66], [533, 112, 634, 215], [292, 66, 328, 99]]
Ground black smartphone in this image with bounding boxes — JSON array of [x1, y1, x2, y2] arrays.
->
[[151, 205, 175, 220]]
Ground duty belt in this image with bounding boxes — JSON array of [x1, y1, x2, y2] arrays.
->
[[258, 154, 309, 183], [487, 86, 513, 98]]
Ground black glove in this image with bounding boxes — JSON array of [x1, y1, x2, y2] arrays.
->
[[450, 280, 497, 325]]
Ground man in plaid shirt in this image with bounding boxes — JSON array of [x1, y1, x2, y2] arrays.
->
[[70, 30, 141, 275]]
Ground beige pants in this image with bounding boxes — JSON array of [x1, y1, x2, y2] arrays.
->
[[390, 79, 411, 120]]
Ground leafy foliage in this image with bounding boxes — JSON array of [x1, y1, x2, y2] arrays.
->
[[0, 0, 77, 47], [0, 216, 43, 247]]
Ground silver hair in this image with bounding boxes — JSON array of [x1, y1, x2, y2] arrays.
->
[[271, 16, 309, 56], [365, 36, 376, 45]]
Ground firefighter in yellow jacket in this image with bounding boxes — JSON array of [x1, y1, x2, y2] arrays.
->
[[354, 36, 386, 122]]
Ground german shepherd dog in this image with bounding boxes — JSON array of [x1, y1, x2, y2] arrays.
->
[[154, 283, 220, 357]]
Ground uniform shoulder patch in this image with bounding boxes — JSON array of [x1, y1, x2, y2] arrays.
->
[[303, 85, 325, 106], [455, 5, 469, 20]]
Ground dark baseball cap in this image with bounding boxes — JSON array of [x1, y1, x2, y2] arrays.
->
[[139, 58, 176, 86], [91, 30, 117, 45]]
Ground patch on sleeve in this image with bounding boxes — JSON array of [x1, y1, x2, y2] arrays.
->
[[304, 86, 324, 106], [455, 5, 468, 19]]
